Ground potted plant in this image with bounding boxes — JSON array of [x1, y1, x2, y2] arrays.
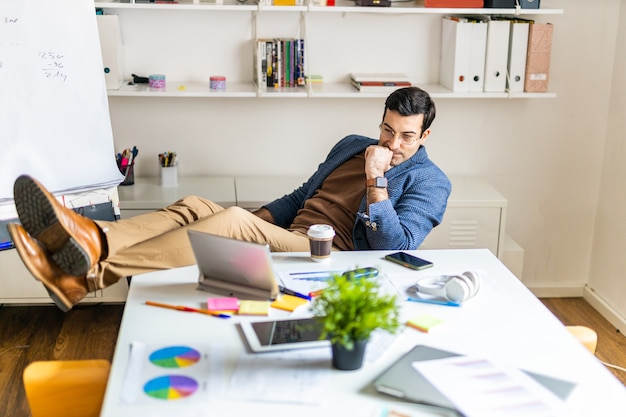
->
[[310, 271, 401, 370]]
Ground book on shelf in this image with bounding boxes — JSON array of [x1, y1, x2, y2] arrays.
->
[[350, 72, 411, 83], [254, 38, 305, 89], [351, 79, 412, 93], [349, 72, 412, 92]]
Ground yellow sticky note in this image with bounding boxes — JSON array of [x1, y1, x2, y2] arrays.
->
[[270, 294, 309, 312], [407, 314, 444, 333], [238, 300, 270, 316]]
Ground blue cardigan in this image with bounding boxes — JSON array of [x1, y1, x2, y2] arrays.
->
[[265, 135, 451, 250]]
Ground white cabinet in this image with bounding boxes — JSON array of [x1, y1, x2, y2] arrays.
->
[[118, 176, 237, 218], [0, 187, 129, 304], [119, 174, 508, 256], [0, 249, 129, 304], [94, 1, 562, 99], [0, 175, 507, 304]]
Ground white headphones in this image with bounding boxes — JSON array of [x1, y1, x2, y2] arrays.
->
[[414, 271, 481, 303]]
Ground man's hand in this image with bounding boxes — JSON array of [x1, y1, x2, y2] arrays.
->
[[364, 145, 392, 210], [364, 145, 393, 178]]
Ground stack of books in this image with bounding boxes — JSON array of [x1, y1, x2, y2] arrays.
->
[[350, 73, 412, 93], [255, 38, 306, 89]]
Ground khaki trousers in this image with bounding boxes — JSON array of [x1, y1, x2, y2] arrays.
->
[[93, 196, 310, 288]]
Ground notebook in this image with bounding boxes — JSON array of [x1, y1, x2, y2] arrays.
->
[[372, 344, 576, 415], [187, 230, 279, 301]]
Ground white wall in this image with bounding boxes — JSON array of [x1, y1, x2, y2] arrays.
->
[[588, 2, 626, 331], [107, 0, 622, 296]]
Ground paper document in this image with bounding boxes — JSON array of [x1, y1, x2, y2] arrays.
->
[[122, 342, 224, 406], [413, 355, 567, 417], [229, 349, 332, 405]]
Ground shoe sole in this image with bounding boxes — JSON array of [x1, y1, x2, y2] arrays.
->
[[14, 176, 91, 277]]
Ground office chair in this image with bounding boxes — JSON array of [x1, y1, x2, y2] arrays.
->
[[23, 359, 110, 417], [566, 325, 598, 354]]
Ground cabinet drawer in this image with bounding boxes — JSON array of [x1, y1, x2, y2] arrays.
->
[[420, 207, 503, 255]]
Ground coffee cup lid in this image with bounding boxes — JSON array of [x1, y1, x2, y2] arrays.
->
[[307, 224, 335, 239]]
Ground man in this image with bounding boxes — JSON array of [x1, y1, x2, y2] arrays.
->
[[8, 87, 451, 311]]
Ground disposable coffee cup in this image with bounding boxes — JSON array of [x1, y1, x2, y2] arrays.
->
[[307, 224, 335, 262]]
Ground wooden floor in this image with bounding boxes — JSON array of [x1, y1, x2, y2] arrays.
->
[[0, 298, 625, 417]]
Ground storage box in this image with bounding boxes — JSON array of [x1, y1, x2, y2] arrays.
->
[[424, 0, 483, 7], [483, 0, 540, 8]]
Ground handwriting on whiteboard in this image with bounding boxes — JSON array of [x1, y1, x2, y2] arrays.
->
[[39, 51, 67, 82], [2, 16, 68, 82]]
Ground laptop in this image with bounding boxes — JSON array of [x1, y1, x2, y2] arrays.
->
[[373, 345, 576, 415], [187, 230, 279, 300]]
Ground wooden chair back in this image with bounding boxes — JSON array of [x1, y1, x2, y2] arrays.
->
[[23, 359, 110, 417]]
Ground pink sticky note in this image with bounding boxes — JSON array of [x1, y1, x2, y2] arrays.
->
[[207, 297, 239, 311]]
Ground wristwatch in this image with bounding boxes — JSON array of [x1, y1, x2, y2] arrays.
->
[[366, 177, 388, 188]]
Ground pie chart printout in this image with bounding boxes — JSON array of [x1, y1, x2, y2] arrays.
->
[[149, 346, 201, 368], [143, 375, 199, 400]]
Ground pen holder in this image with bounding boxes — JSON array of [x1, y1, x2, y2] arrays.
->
[[160, 163, 178, 187], [120, 164, 135, 186]]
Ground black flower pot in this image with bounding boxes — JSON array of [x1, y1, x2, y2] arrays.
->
[[331, 339, 367, 370]]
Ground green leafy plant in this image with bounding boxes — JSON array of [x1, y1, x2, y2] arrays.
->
[[310, 272, 401, 350]]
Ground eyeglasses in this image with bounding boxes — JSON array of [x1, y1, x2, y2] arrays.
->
[[379, 124, 421, 145]]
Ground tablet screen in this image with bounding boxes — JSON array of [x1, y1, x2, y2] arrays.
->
[[251, 318, 322, 346]]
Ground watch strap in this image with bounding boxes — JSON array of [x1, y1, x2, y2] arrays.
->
[[366, 177, 388, 188]]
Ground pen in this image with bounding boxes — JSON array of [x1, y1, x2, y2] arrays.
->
[[289, 270, 342, 276], [406, 297, 461, 307], [0, 241, 14, 250], [145, 301, 231, 318], [308, 289, 324, 297], [278, 286, 311, 301]]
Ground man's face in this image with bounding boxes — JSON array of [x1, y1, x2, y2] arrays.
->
[[378, 109, 430, 167]]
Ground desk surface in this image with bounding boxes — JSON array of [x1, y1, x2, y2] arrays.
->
[[100, 249, 626, 417]]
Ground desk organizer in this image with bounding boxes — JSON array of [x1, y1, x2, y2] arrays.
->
[[160, 164, 178, 186]]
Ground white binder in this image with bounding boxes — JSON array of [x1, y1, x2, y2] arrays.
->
[[506, 18, 531, 93], [96, 15, 124, 90], [468, 19, 487, 92], [483, 18, 510, 93], [440, 16, 487, 93], [439, 16, 471, 92]]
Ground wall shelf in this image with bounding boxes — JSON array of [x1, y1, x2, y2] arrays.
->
[[95, 1, 563, 15], [95, 2, 562, 99], [108, 81, 557, 98]]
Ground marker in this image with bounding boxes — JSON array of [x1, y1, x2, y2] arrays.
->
[[406, 297, 461, 307], [278, 286, 311, 301], [145, 301, 231, 318]]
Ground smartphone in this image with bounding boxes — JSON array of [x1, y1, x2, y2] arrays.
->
[[384, 251, 434, 271]]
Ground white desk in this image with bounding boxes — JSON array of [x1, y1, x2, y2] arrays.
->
[[100, 249, 626, 417]]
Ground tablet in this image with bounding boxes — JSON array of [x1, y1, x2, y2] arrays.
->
[[239, 317, 330, 353]]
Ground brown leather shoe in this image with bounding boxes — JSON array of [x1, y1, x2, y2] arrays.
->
[[8, 223, 91, 312], [13, 175, 103, 276]]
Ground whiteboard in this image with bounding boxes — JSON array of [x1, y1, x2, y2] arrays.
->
[[0, 0, 123, 202]]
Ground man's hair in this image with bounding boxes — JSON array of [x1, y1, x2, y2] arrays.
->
[[383, 87, 436, 134]]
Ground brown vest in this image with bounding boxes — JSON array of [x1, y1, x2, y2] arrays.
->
[[289, 153, 366, 250]]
